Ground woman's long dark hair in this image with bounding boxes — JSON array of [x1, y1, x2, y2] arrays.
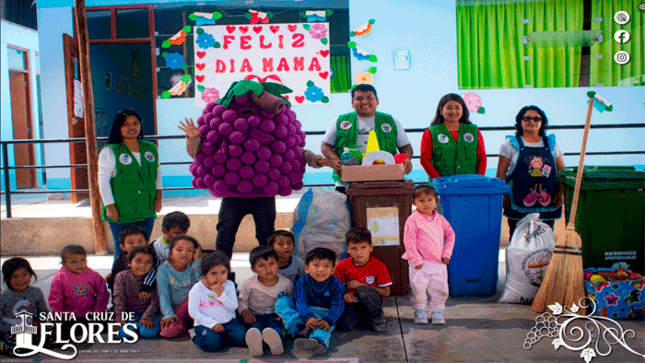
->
[[515, 106, 548, 137], [106, 109, 144, 145], [430, 93, 471, 126]]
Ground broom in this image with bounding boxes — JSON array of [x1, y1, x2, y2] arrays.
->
[[531, 94, 604, 314]]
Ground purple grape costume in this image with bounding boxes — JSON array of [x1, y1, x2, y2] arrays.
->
[[190, 81, 306, 198], [188, 81, 307, 260]]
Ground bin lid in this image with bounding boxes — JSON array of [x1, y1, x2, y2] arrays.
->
[[557, 166, 645, 190], [432, 174, 510, 195]]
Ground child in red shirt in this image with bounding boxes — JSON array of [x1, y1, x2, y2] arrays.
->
[[334, 228, 392, 332]]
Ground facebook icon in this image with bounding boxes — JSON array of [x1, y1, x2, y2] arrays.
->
[[614, 30, 631, 44]]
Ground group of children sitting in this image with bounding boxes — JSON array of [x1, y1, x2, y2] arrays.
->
[[1, 184, 455, 357]]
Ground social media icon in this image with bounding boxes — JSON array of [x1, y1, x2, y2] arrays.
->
[[614, 11, 630, 25], [614, 51, 630, 65], [614, 30, 631, 44]]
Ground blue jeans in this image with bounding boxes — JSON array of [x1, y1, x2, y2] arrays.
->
[[117, 313, 162, 339], [108, 217, 155, 259], [249, 313, 285, 344], [215, 197, 276, 259], [274, 296, 335, 349], [192, 320, 246, 352]]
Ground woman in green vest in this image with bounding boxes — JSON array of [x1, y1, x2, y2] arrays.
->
[[98, 109, 162, 259], [420, 93, 487, 180]]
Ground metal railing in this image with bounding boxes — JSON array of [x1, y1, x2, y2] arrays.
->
[[2, 124, 644, 218]]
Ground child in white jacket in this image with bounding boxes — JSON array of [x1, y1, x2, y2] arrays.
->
[[188, 251, 245, 352]]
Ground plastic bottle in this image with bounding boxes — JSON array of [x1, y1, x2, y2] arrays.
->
[[341, 147, 353, 165]]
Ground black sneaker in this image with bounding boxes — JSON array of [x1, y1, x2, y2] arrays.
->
[[371, 316, 387, 332], [294, 337, 327, 356], [295, 324, 311, 339]]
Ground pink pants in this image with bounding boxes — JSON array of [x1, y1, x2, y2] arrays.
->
[[409, 261, 449, 312], [160, 298, 190, 339]]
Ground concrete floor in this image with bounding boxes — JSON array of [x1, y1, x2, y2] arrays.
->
[[1, 253, 643, 363]]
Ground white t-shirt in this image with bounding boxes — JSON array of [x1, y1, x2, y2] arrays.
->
[[98, 147, 162, 205], [499, 137, 563, 176], [321, 114, 411, 186]]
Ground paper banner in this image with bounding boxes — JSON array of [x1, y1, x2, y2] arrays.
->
[[351, 19, 375, 37], [194, 23, 331, 107], [463, 92, 485, 114], [189, 11, 223, 26], [348, 42, 377, 62], [247, 9, 273, 24], [367, 207, 400, 246], [163, 26, 191, 48], [302, 10, 333, 22], [587, 91, 613, 112]]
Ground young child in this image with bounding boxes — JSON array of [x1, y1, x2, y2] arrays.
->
[[156, 236, 202, 339], [335, 228, 392, 332], [49, 245, 109, 316], [107, 225, 149, 293], [268, 230, 305, 283], [142, 211, 193, 294], [1, 258, 49, 357], [113, 246, 161, 339], [187, 251, 245, 352], [275, 247, 345, 356], [403, 185, 455, 325], [48, 245, 109, 340], [239, 246, 293, 356]]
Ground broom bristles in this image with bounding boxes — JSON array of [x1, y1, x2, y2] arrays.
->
[[531, 226, 586, 315]]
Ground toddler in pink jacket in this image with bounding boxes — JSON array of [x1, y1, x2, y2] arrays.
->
[[402, 185, 455, 325], [48, 245, 109, 319]]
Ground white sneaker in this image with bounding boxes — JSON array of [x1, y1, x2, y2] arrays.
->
[[432, 311, 446, 325], [262, 328, 284, 355], [414, 309, 428, 324], [245, 327, 264, 357]]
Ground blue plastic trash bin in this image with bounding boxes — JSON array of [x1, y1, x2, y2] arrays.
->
[[432, 175, 509, 297]]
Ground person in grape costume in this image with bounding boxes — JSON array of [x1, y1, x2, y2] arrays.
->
[[179, 80, 339, 271]]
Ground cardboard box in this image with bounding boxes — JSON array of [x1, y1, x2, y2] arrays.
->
[[585, 279, 645, 319], [340, 164, 405, 182]]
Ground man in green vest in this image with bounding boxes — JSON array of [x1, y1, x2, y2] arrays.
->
[[321, 84, 413, 193]]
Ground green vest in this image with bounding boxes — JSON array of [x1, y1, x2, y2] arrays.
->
[[428, 123, 478, 179], [101, 141, 159, 223], [332, 111, 398, 182]]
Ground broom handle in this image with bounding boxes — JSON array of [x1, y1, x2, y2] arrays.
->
[[568, 98, 594, 229]]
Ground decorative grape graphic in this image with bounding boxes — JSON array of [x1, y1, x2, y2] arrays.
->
[[189, 81, 307, 198]]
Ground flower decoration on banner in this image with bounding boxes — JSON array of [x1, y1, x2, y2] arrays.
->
[[354, 67, 377, 85], [246, 9, 273, 24], [304, 80, 329, 103], [301, 9, 333, 22], [196, 28, 221, 48], [587, 91, 613, 113], [162, 26, 191, 48], [348, 41, 378, 62], [161, 74, 192, 99], [196, 33, 216, 49], [463, 92, 485, 114], [351, 19, 375, 37], [189, 11, 223, 26], [308, 23, 328, 40], [163, 52, 186, 70], [522, 298, 645, 362], [200, 87, 220, 104]]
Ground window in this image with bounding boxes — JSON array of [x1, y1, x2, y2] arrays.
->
[[7, 47, 27, 71], [153, 0, 351, 98]]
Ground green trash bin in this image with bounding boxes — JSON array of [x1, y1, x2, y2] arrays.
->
[[557, 166, 645, 274]]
